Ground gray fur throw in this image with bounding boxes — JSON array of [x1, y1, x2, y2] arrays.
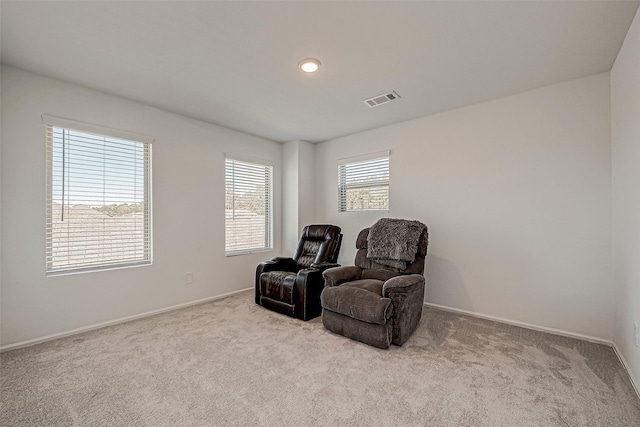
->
[[367, 218, 426, 270]]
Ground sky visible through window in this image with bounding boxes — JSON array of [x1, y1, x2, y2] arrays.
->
[[50, 127, 146, 208]]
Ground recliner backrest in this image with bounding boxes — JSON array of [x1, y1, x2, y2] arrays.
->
[[293, 225, 342, 268], [354, 227, 428, 275]]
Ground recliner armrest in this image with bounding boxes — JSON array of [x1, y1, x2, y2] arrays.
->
[[256, 257, 299, 282], [261, 257, 298, 271], [382, 274, 426, 346], [270, 257, 297, 266], [322, 266, 363, 287], [382, 274, 425, 295], [310, 262, 341, 270], [292, 268, 327, 321]]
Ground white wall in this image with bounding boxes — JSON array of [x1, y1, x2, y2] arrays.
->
[[0, 63, 2, 338], [282, 141, 299, 254], [281, 140, 316, 254], [0, 66, 282, 346], [297, 141, 316, 231], [611, 8, 640, 389], [315, 73, 613, 340]]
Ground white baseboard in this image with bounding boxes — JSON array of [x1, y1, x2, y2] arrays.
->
[[0, 287, 252, 353], [612, 343, 640, 400], [423, 301, 612, 346]]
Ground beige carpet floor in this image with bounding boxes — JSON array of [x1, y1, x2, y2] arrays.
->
[[1, 290, 639, 426]]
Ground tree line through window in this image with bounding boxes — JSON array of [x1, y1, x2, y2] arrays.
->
[[338, 154, 390, 212]]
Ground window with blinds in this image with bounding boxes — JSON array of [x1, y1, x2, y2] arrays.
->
[[45, 117, 152, 274], [338, 152, 390, 213], [225, 156, 273, 255]]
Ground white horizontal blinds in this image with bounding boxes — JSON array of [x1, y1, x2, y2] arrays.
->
[[338, 155, 389, 212], [46, 124, 152, 273], [225, 157, 273, 254]]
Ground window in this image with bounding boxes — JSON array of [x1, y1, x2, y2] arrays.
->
[[225, 156, 273, 255], [338, 151, 390, 213], [44, 116, 152, 274]]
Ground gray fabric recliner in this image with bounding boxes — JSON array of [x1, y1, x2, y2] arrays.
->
[[321, 226, 428, 349]]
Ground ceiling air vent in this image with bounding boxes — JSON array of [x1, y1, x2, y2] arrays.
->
[[363, 91, 401, 108]]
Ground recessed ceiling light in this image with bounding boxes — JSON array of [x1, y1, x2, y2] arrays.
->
[[298, 58, 321, 73]]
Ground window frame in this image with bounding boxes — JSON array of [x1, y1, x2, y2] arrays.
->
[[43, 115, 153, 275], [337, 151, 390, 213], [224, 154, 274, 256]]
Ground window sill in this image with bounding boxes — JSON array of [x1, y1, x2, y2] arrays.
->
[[225, 248, 273, 257], [338, 209, 390, 214], [46, 261, 152, 277]]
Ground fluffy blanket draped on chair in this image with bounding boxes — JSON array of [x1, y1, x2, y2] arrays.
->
[[367, 218, 427, 269]]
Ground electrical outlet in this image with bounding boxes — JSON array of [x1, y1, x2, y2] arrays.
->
[[185, 272, 193, 285], [634, 322, 639, 347]]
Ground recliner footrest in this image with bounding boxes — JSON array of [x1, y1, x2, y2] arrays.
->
[[260, 297, 295, 317], [260, 271, 296, 305], [321, 286, 393, 325], [322, 310, 392, 349]]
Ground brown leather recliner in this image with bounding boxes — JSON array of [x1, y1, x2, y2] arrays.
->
[[255, 225, 342, 321], [321, 226, 428, 348]]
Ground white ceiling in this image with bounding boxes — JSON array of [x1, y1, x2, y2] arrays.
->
[[1, 1, 638, 143]]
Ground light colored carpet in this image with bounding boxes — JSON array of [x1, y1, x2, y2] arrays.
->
[[1, 290, 639, 426]]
